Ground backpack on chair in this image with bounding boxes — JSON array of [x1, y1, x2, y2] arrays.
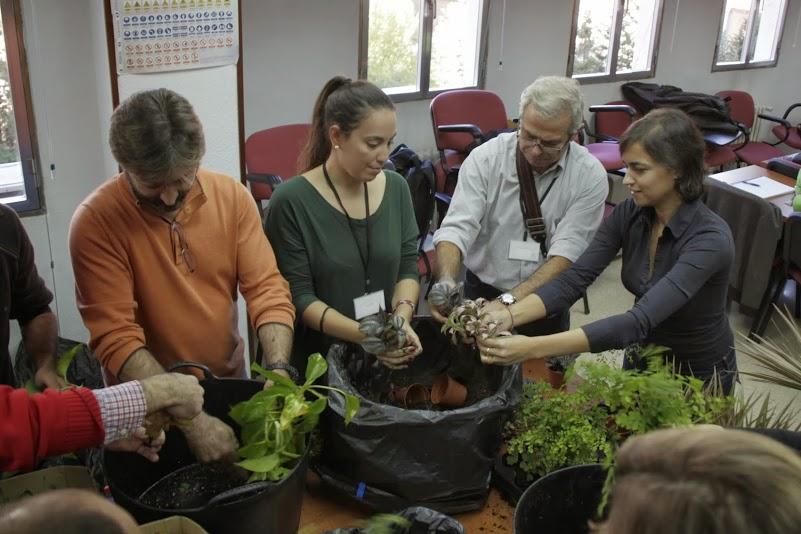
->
[[388, 144, 436, 241]]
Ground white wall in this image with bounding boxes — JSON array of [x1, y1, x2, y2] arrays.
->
[[12, 0, 117, 353], [242, 0, 359, 137], [242, 0, 801, 154]]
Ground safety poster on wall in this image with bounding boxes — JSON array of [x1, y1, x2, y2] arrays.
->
[[112, 0, 239, 74]]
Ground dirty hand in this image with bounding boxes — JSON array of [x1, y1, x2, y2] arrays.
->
[[140, 373, 204, 420], [34, 365, 68, 390], [427, 277, 458, 323], [479, 303, 514, 333], [477, 334, 540, 366], [182, 412, 239, 463], [376, 321, 421, 370], [106, 427, 166, 462]]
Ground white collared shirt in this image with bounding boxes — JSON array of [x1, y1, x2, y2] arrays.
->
[[433, 132, 608, 291]]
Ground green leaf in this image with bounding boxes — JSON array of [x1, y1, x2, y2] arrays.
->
[[343, 393, 360, 425], [236, 453, 281, 474], [24, 379, 41, 394], [304, 353, 328, 385], [56, 344, 82, 382], [307, 396, 327, 416], [250, 362, 297, 388], [280, 394, 309, 429], [237, 441, 268, 459]]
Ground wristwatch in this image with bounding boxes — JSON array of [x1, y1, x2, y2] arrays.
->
[[498, 292, 517, 306], [262, 362, 300, 384]]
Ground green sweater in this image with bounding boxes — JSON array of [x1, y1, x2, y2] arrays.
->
[[265, 170, 419, 367]]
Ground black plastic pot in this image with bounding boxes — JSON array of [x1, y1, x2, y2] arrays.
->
[[513, 464, 606, 534], [103, 363, 308, 534]]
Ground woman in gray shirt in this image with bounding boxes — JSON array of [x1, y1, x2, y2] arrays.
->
[[478, 108, 737, 393]]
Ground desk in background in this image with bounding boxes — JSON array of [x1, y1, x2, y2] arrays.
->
[[709, 165, 796, 219]]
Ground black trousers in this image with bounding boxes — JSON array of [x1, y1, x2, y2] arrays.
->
[[464, 270, 570, 337]]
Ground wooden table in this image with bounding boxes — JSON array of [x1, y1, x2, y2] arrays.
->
[[709, 164, 796, 218], [298, 475, 515, 533], [296, 359, 558, 532]]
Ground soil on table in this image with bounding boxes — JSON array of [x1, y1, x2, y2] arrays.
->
[[346, 320, 504, 410], [138, 462, 249, 509]]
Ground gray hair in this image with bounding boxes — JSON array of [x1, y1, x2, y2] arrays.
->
[[519, 76, 584, 133], [109, 88, 205, 184]]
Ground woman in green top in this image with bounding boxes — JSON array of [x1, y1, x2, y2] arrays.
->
[[266, 76, 423, 372]]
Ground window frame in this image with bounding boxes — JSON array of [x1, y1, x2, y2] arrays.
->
[[0, 0, 41, 214], [357, 0, 491, 103], [565, 0, 665, 85], [711, 0, 788, 72]]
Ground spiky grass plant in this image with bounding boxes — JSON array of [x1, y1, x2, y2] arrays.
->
[[738, 306, 801, 392]]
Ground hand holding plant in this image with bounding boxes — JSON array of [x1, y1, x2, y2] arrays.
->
[[358, 311, 421, 369], [427, 279, 464, 322], [230, 353, 360, 482], [441, 298, 509, 345]]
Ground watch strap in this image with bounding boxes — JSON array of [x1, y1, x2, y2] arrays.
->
[[262, 361, 300, 384]]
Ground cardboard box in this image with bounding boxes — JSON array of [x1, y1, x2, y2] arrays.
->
[[140, 516, 208, 534], [0, 466, 95, 504]]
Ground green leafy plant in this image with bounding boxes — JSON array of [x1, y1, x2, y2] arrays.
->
[[229, 353, 360, 482], [506, 381, 612, 480], [573, 356, 734, 446], [504, 347, 736, 482]]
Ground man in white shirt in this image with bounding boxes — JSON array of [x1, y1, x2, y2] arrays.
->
[[429, 76, 608, 343]]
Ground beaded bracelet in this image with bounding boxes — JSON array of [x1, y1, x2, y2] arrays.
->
[[393, 299, 416, 315]]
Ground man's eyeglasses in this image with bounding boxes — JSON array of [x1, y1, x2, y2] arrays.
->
[[171, 220, 196, 273], [517, 127, 569, 154]]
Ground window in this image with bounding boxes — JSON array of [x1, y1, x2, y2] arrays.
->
[[713, 0, 788, 71], [567, 0, 664, 83], [358, 0, 490, 101], [0, 0, 40, 213]]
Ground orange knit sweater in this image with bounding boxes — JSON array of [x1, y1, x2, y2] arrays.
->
[[69, 169, 294, 379]]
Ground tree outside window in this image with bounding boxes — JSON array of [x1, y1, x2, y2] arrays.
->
[[713, 0, 787, 71], [0, 0, 40, 213], [359, 0, 489, 101], [567, 0, 664, 83]]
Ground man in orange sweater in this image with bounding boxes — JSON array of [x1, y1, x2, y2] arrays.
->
[[69, 89, 295, 462]]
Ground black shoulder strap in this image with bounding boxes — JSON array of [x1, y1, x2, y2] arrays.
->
[[515, 147, 547, 245]]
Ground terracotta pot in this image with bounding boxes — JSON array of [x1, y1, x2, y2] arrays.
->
[[388, 383, 430, 408], [430, 374, 468, 408], [547, 369, 565, 389]]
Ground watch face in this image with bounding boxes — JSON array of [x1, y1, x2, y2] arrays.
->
[[500, 293, 515, 305]]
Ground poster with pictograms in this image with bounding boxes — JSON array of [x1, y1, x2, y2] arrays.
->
[[113, 0, 238, 74]]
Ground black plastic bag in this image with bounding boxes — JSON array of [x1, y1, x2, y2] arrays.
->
[[324, 506, 465, 534], [317, 318, 522, 514]]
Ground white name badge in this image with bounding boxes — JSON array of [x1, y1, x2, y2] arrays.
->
[[508, 239, 541, 262], [354, 289, 386, 319]]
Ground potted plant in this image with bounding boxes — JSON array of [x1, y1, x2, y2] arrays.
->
[[230, 353, 360, 481], [505, 348, 801, 530], [104, 354, 360, 534]]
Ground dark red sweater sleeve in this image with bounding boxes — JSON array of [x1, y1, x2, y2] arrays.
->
[[0, 386, 105, 471]]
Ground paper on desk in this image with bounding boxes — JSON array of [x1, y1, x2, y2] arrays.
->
[[731, 176, 795, 199]]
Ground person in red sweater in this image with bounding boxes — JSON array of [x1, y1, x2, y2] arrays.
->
[[1, 372, 203, 472]]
